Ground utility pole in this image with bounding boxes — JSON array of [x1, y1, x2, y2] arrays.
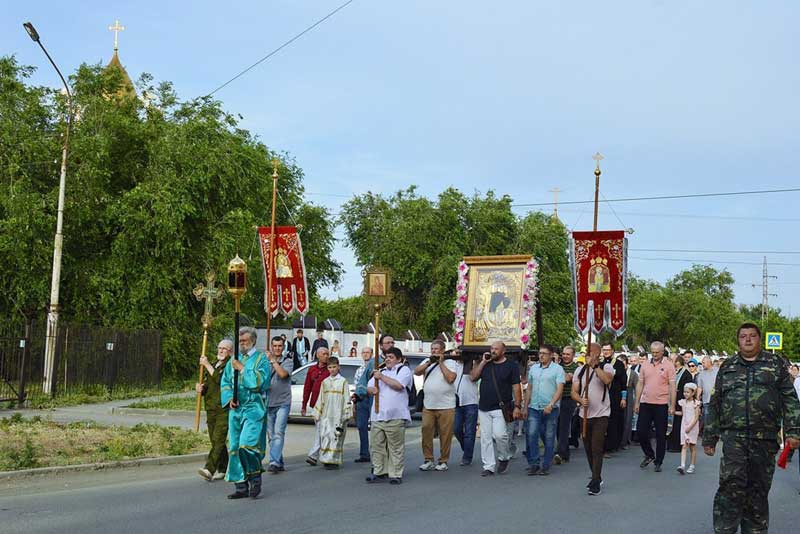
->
[[752, 256, 777, 331]]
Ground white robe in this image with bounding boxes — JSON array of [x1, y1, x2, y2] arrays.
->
[[315, 375, 352, 465]]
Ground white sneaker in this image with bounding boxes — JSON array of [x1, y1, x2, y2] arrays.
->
[[212, 472, 225, 480], [419, 460, 435, 471], [198, 468, 212, 481], [434, 462, 449, 471], [686, 465, 695, 474]]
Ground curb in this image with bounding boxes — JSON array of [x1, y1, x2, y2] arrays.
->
[[0, 452, 207, 481], [111, 407, 200, 418]]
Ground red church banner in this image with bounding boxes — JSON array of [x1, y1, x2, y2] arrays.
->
[[257, 226, 309, 317], [570, 230, 628, 336]]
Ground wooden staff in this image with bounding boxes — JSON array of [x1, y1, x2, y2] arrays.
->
[[265, 160, 279, 347], [373, 304, 381, 413], [193, 326, 209, 431], [582, 153, 603, 439]]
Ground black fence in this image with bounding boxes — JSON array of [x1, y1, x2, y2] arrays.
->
[[0, 319, 162, 403]]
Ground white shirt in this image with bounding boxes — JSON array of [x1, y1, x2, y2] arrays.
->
[[368, 364, 412, 422], [794, 376, 800, 401], [454, 361, 479, 407], [422, 358, 458, 410]]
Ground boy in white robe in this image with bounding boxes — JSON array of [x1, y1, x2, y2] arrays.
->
[[315, 357, 353, 468]]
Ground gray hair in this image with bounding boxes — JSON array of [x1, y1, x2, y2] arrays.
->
[[218, 338, 234, 350], [316, 346, 329, 358], [431, 340, 446, 350], [650, 341, 665, 352], [239, 326, 257, 344]]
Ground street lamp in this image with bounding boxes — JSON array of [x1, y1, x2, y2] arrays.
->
[[23, 22, 73, 396]]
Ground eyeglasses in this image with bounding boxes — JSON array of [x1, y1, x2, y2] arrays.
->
[[688, 364, 696, 368]]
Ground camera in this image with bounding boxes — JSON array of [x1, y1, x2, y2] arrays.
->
[[429, 355, 440, 363], [483, 352, 492, 361]]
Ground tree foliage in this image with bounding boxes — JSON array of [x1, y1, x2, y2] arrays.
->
[[0, 56, 341, 376]]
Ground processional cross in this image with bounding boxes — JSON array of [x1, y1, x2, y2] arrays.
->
[[193, 272, 225, 328], [108, 19, 125, 51]]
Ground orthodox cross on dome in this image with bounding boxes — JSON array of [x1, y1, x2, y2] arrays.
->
[[592, 152, 604, 172], [549, 187, 561, 220], [108, 19, 125, 52]]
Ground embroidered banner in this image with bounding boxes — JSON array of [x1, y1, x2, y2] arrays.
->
[[257, 226, 309, 317], [569, 230, 628, 336]]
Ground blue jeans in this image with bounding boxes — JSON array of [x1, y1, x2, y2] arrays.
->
[[266, 404, 290, 467], [356, 396, 372, 459], [454, 404, 478, 462], [527, 407, 559, 470]]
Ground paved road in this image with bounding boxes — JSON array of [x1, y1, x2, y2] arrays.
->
[[2, 430, 798, 534]]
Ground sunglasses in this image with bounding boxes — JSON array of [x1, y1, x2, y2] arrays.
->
[[688, 364, 696, 367]]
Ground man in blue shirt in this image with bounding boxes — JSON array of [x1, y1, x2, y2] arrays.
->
[[353, 346, 377, 462], [523, 343, 565, 476]]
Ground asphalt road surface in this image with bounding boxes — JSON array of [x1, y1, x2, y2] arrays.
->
[[2, 428, 798, 534]]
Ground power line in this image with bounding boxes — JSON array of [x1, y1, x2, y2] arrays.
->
[[511, 187, 800, 208], [629, 256, 800, 267], [552, 207, 800, 224], [632, 248, 800, 255], [206, 0, 355, 97]]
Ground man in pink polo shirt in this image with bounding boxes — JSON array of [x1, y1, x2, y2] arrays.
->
[[634, 341, 676, 473]]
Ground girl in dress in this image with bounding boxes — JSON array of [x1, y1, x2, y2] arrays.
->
[[677, 382, 701, 474]]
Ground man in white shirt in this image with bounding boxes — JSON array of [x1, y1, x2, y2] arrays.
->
[[453, 352, 480, 466], [366, 347, 412, 485], [415, 340, 458, 472]]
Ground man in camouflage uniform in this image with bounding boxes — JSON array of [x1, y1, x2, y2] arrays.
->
[[703, 322, 800, 533], [196, 339, 232, 481]]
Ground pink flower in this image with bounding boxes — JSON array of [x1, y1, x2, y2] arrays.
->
[[523, 293, 530, 301], [520, 322, 527, 330], [457, 320, 465, 329], [459, 295, 466, 303], [520, 334, 530, 344]]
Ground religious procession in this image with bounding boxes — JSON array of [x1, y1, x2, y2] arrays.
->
[[3, 4, 800, 534]]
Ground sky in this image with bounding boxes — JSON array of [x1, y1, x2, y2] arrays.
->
[[4, 1, 799, 317]]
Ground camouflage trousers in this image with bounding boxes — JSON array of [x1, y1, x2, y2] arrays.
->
[[204, 409, 229, 474], [713, 435, 779, 534]]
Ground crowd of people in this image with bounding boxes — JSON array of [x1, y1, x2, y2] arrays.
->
[[195, 323, 800, 533]]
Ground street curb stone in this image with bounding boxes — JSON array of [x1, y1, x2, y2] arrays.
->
[[111, 407, 199, 418], [0, 452, 207, 481]]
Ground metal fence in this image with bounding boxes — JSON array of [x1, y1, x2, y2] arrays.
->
[[0, 319, 162, 403]]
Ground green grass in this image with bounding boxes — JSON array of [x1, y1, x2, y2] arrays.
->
[[0, 415, 209, 471], [127, 395, 197, 411], [22, 380, 195, 409]]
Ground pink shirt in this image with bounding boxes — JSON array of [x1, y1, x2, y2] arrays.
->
[[574, 363, 615, 419], [639, 357, 676, 405]]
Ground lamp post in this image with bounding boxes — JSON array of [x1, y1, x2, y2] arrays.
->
[[23, 22, 73, 396]]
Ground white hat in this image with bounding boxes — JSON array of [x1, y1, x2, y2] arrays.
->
[[683, 382, 698, 391]]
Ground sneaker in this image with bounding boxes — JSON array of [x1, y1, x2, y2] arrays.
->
[[267, 464, 280, 474], [538, 469, 550, 476], [677, 465, 685, 475], [354, 457, 371, 463], [553, 454, 562, 465], [460, 459, 472, 466], [434, 462, 449, 472], [389, 477, 402, 485], [686, 465, 695, 474], [587, 480, 602, 496], [527, 465, 540, 476], [586, 478, 603, 489], [306, 457, 318, 466], [198, 468, 212, 481], [654, 463, 663, 473], [497, 460, 510, 474], [480, 469, 494, 477], [640, 456, 654, 469], [212, 472, 225, 480], [419, 460, 435, 471]]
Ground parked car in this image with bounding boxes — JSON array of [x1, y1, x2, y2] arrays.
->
[[288, 353, 432, 421]]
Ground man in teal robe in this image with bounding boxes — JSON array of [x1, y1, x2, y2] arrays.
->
[[221, 326, 271, 499]]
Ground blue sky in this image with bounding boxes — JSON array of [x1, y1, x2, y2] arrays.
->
[[5, 1, 799, 316]]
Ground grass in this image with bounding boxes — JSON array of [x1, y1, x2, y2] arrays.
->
[[0, 414, 209, 471], [21, 380, 195, 409], [127, 395, 197, 411]]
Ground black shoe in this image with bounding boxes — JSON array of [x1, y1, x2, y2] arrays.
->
[[306, 457, 318, 466], [527, 465, 540, 476], [587, 480, 602, 495], [586, 478, 603, 489], [389, 477, 402, 485], [248, 476, 262, 498], [640, 456, 654, 469], [365, 474, 388, 483], [354, 457, 371, 463], [227, 482, 249, 500], [267, 464, 279, 474], [497, 460, 510, 474], [538, 469, 550, 476], [460, 459, 472, 466], [480, 469, 494, 477], [654, 463, 663, 473], [323, 464, 338, 470]]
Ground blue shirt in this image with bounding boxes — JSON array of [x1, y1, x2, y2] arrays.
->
[[356, 357, 383, 398], [527, 362, 565, 410]]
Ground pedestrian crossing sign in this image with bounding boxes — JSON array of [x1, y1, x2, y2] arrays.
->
[[765, 332, 783, 350]]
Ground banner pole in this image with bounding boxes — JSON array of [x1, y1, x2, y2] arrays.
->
[[583, 153, 603, 439], [266, 160, 279, 344]]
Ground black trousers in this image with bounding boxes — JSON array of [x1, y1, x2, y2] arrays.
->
[[637, 403, 668, 465], [604, 390, 623, 452], [556, 397, 577, 459], [583, 416, 609, 482]]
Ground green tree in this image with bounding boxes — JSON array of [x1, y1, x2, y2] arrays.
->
[[0, 57, 341, 376]]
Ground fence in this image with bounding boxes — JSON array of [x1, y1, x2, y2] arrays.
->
[[0, 319, 162, 403]]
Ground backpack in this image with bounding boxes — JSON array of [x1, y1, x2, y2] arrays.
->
[[577, 365, 609, 403]]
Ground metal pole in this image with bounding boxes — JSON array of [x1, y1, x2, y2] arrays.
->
[[373, 305, 381, 414], [583, 156, 602, 439], [24, 23, 73, 396], [265, 161, 279, 347]]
